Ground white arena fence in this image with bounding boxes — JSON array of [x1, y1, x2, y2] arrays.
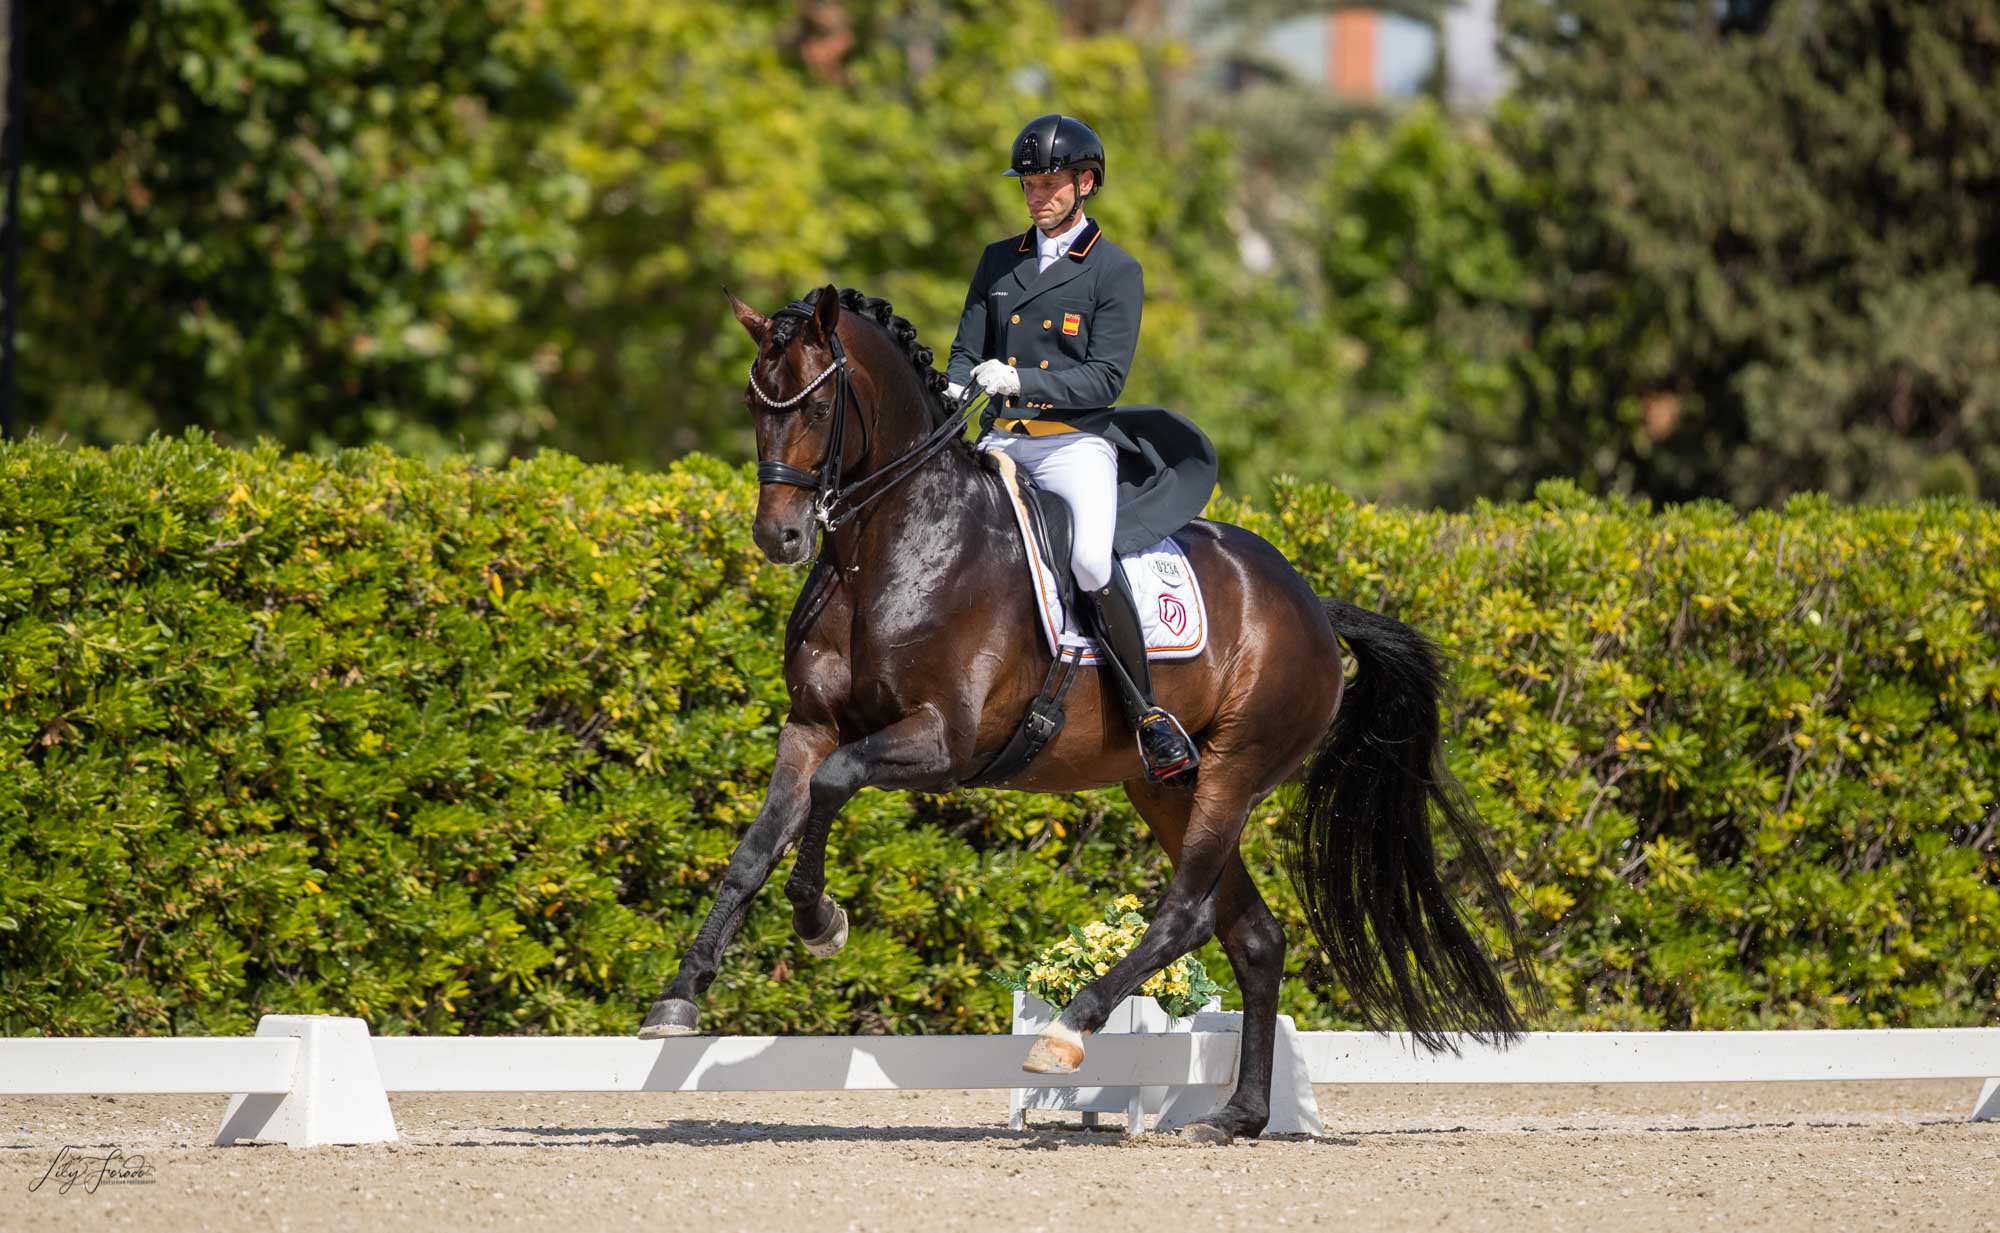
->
[[0, 1014, 1994, 1146]]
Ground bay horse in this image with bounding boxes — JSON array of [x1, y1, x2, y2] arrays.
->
[[639, 285, 1537, 1144]]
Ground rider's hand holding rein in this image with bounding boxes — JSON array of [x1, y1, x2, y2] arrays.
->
[[970, 359, 1021, 399]]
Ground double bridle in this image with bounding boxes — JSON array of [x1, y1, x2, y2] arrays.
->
[[749, 300, 983, 533]]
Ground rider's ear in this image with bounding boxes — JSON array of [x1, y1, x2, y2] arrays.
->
[[725, 287, 771, 345], [810, 284, 841, 344]]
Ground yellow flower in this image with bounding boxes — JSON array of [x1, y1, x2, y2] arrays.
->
[[1113, 894, 1142, 911]]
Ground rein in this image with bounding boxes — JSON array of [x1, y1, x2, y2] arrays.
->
[[750, 300, 985, 534]]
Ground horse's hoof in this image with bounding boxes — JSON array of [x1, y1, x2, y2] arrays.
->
[[637, 998, 700, 1039], [800, 898, 849, 958], [1021, 1023, 1086, 1074], [1179, 1120, 1235, 1147]]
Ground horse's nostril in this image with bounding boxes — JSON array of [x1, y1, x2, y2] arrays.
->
[[781, 528, 801, 545]]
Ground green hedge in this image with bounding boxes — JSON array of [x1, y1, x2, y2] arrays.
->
[[1, 433, 1993, 1036]]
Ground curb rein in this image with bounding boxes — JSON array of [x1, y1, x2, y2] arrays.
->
[[749, 302, 985, 535]]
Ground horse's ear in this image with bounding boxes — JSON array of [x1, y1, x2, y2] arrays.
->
[[811, 284, 841, 343], [725, 287, 770, 344]]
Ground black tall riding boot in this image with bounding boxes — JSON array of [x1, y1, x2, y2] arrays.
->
[[1080, 568, 1200, 784]]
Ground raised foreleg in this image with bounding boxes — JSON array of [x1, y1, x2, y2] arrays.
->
[[781, 706, 955, 954], [638, 708, 955, 1038]]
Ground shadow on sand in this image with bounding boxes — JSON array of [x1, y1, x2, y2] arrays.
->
[[436, 1121, 1353, 1149]]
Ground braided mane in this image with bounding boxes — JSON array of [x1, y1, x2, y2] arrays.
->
[[764, 287, 954, 425]]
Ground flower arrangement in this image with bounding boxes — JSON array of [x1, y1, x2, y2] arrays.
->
[[990, 895, 1226, 1019]]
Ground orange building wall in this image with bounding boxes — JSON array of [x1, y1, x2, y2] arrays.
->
[[1329, 9, 1380, 98]]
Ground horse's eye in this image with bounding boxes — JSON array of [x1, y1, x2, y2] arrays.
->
[[806, 402, 830, 423]]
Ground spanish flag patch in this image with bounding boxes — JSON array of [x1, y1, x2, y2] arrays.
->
[[1062, 312, 1082, 336]]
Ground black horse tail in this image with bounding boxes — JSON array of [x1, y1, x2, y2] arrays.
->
[[1277, 596, 1542, 1053]]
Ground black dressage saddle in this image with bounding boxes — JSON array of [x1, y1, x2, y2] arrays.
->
[[1003, 464, 1079, 618]]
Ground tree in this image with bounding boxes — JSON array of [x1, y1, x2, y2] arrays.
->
[[22, 1, 586, 460], [1306, 100, 1528, 505], [509, 0, 1341, 500], [1494, 0, 2000, 504]]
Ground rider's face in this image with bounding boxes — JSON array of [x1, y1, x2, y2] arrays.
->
[[1021, 170, 1092, 234]]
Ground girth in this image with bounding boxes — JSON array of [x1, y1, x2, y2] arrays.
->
[[962, 645, 1086, 788]]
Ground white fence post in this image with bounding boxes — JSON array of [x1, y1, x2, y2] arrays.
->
[[1152, 1012, 1324, 1136], [1974, 1078, 1999, 1122], [214, 1015, 397, 1147], [1007, 991, 1227, 1136]]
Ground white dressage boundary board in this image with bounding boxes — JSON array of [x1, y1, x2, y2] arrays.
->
[[0, 1036, 298, 1095], [1, 1018, 1995, 1146], [371, 1031, 1242, 1093], [1293, 1027, 2000, 1085]]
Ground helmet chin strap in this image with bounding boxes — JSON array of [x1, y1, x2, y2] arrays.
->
[[1050, 170, 1085, 230]]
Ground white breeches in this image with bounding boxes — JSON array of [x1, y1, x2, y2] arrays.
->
[[978, 431, 1119, 592]]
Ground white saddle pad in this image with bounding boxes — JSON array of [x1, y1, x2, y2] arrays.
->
[[986, 452, 1209, 664]]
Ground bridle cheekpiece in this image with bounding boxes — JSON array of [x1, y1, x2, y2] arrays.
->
[[747, 297, 982, 536]]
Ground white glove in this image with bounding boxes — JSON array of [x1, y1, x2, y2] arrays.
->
[[946, 382, 966, 402], [970, 359, 1021, 398]]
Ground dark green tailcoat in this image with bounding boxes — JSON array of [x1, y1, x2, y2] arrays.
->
[[946, 219, 1218, 554]]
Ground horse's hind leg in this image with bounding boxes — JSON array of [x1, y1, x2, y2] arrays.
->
[[1119, 782, 1286, 1145], [1023, 780, 1252, 1080], [638, 722, 835, 1038], [1189, 856, 1286, 1143]]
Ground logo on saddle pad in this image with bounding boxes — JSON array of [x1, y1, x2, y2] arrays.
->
[[1150, 555, 1186, 586], [1158, 594, 1188, 638]]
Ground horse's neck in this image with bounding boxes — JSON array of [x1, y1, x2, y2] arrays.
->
[[831, 443, 1020, 615], [836, 437, 989, 557]]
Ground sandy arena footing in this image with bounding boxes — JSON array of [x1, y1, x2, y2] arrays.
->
[[4, 1080, 1994, 1232]]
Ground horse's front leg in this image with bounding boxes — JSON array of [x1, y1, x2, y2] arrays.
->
[[781, 706, 956, 962], [637, 723, 835, 1038]]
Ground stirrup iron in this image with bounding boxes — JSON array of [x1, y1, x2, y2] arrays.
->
[[1136, 707, 1200, 783]]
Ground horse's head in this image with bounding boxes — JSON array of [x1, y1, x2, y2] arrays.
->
[[731, 285, 855, 565]]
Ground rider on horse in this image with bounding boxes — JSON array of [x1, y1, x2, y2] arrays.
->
[[645, 158, 1539, 1117], [946, 114, 1202, 786]]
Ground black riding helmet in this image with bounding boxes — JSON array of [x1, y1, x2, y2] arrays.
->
[[1004, 114, 1105, 197]]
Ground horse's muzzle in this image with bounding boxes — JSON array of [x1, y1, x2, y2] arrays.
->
[[753, 513, 814, 564]]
